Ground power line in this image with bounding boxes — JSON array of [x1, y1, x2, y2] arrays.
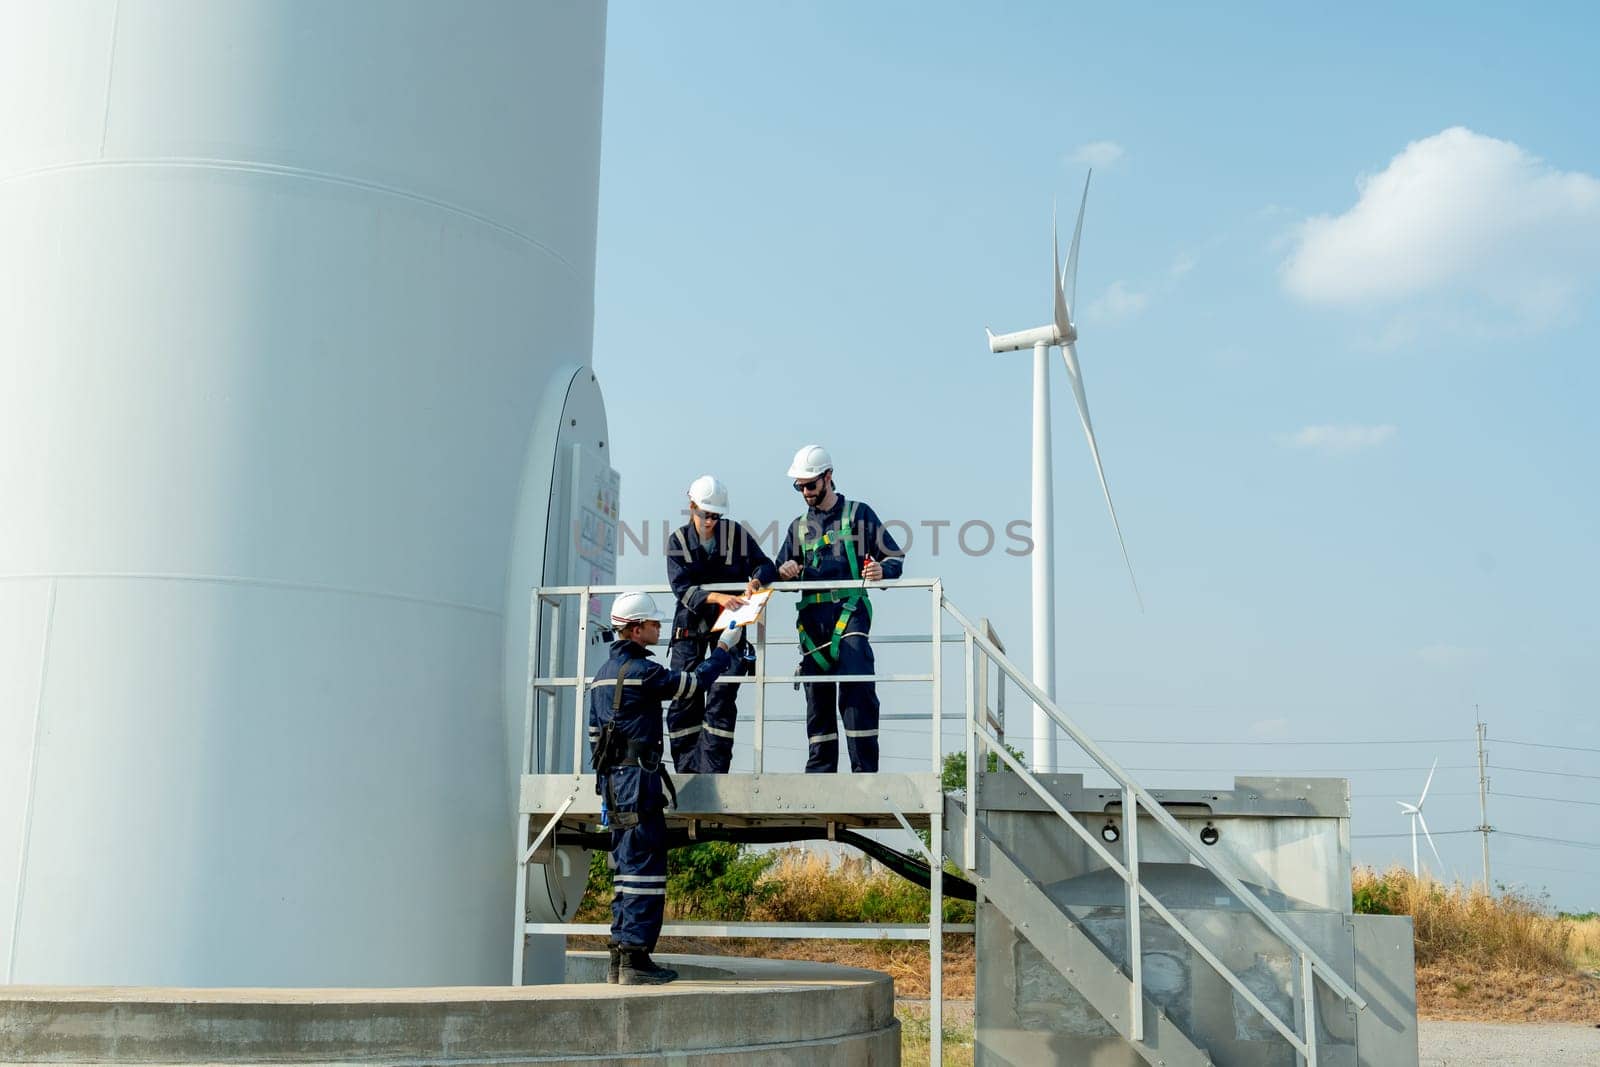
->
[[1491, 764, 1600, 782], [1091, 738, 1468, 747], [1051, 764, 1478, 774], [1494, 861, 1600, 878], [1497, 738, 1600, 755], [1491, 791, 1600, 809], [1497, 831, 1600, 852], [1351, 829, 1478, 840]]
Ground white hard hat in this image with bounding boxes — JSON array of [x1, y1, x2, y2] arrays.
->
[[687, 474, 729, 514], [610, 591, 663, 627], [787, 444, 834, 481]]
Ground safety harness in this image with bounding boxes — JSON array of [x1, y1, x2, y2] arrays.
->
[[592, 658, 676, 824], [795, 499, 873, 670]]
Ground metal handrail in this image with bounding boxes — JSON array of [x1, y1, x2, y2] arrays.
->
[[939, 593, 1362, 1062], [527, 578, 949, 777]]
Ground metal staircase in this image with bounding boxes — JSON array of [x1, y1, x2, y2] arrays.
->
[[514, 579, 1373, 1066], [945, 798, 1214, 1065]]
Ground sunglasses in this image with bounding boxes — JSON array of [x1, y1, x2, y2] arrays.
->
[[793, 475, 826, 493]]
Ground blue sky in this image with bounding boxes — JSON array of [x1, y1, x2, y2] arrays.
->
[[592, 2, 1599, 908]]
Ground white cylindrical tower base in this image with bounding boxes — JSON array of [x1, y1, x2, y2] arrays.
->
[[0, 1, 608, 986]]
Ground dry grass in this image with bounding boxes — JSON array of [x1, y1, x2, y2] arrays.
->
[[1567, 917, 1600, 971], [1416, 961, 1600, 1021], [897, 1001, 975, 1066], [749, 849, 972, 925], [1353, 866, 1600, 1020]]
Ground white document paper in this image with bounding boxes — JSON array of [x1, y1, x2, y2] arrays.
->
[[711, 588, 773, 631]]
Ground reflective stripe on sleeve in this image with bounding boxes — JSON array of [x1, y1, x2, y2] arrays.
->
[[668, 724, 703, 740], [704, 725, 736, 740]]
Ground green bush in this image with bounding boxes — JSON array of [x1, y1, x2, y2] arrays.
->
[[1352, 869, 1406, 915], [576, 840, 780, 924], [667, 840, 779, 921], [941, 744, 1028, 793]]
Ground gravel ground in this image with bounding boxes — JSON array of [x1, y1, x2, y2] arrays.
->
[[895, 1005, 1600, 1063], [1420, 1021, 1600, 1065]]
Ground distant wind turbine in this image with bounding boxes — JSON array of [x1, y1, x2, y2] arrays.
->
[[985, 171, 1141, 773], [1398, 758, 1444, 879]]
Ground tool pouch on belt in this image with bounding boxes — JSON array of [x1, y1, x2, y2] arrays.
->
[[592, 661, 675, 828]]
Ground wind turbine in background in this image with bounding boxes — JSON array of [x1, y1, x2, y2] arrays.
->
[[985, 171, 1141, 773], [1398, 758, 1444, 879]]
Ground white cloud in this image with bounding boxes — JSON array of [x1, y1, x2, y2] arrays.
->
[[1083, 280, 1147, 322], [1170, 252, 1197, 277], [1281, 127, 1600, 328], [1070, 140, 1125, 168], [1416, 643, 1471, 667], [1284, 424, 1396, 455]]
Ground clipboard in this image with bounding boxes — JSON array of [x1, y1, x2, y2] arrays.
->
[[711, 588, 772, 632]]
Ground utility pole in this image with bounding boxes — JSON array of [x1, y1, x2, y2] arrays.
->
[[1475, 706, 1492, 892]]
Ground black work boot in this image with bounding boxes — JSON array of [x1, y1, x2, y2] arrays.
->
[[607, 943, 621, 984], [617, 948, 678, 986]]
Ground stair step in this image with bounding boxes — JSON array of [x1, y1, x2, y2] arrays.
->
[[945, 798, 1214, 1067]]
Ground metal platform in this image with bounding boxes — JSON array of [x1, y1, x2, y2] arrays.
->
[[520, 770, 943, 833]]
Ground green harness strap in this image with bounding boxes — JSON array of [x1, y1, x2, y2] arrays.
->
[[795, 500, 873, 669]]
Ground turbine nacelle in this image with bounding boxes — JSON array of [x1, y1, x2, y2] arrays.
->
[[986, 322, 1071, 353]]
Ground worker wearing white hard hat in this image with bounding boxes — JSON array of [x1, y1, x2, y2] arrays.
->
[[776, 445, 906, 773], [590, 591, 747, 984], [663, 475, 777, 773]]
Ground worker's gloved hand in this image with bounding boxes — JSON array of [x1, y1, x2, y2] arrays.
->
[[717, 624, 745, 651]]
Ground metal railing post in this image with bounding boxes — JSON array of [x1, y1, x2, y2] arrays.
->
[[571, 591, 592, 774], [964, 631, 977, 871], [512, 588, 541, 986], [1123, 785, 1143, 1041], [531, 588, 550, 780], [929, 581, 943, 773], [1300, 952, 1319, 1067], [752, 620, 767, 773], [542, 598, 563, 775], [929, 804, 944, 1067]]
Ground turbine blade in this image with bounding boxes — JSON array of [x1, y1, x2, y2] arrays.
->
[[1417, 811, 1445, 872], [1418, 758, 1438, 807], [1053, 203, 1070, 338], [1060, 341, 1142, 610], [1063, 170, 1091, 320]]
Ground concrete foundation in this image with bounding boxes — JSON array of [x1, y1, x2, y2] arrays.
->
[[0, 954, 900, 1065]]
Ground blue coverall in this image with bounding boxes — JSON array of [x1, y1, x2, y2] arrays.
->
[[776, 494, 905, 773], [589, 638, 733, 950], [664, 519, 777, 772]]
